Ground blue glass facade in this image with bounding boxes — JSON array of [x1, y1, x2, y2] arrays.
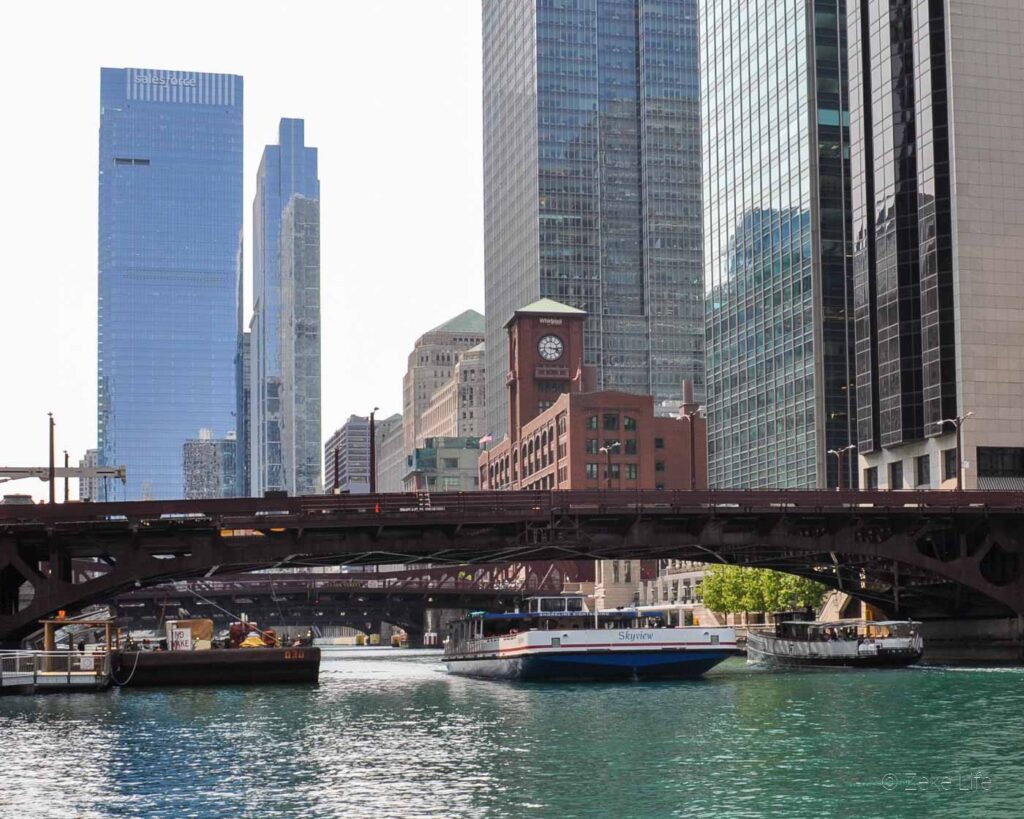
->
[[483, 0, 704, 440], [702, 2, 856, 488], [98, 67, 243, 500], [250, 120, 319, 495]]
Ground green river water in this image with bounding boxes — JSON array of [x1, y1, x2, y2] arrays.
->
[[0, 650, 1020, 818]]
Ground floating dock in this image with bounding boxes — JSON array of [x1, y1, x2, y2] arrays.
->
[[110, 646, 321, 687], [0, 650, 111, 694]]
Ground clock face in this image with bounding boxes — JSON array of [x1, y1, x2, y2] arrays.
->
[[538, 334, 564, 361]]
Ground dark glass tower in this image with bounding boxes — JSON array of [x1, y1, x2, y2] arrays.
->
[[702, 1, 857, 488], [98, 67, 243, 500], [482, 0, 704, 440], [250, 119, 319, 495]]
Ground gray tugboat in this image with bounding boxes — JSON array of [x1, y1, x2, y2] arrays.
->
[[747, 612, 923, 668]]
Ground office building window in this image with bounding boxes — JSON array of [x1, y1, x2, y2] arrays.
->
[[889, 461, 904, 489], [978, 447, 1024, 478], [864, 467, 878, 490], [915, 455, 931, 487], [942, 448, 957, 481]]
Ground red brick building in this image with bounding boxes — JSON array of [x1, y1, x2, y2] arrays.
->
[[480, 299, 706, 492]]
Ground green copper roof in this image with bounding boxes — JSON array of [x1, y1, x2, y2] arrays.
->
[[427, 309, 485, 336], [506, 297, 587, 326]]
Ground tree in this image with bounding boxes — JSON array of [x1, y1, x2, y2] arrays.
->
[[700, 565, 828, 614]]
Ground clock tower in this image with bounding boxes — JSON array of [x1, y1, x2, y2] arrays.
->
[[504, 298, 592, 444]]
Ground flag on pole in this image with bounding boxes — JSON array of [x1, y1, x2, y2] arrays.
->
[[479, 434, 494, 445]]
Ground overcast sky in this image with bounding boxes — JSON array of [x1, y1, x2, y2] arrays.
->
[[0, 1, 484, 499]]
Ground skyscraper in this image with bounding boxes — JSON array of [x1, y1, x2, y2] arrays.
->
[[701, 1, 856, 488], [98, 67, 243, 500], [250, 119, 319, 495], [848, 0, 1024, 490], [481, 0, 704, 442]]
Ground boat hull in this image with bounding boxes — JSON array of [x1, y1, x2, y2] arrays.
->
[[447, 649, 734, 682], [746, 634, 921, 669], [110, 647, 320, 687]]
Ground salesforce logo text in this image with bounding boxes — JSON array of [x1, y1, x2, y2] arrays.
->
[[134, 74, 197, 87]]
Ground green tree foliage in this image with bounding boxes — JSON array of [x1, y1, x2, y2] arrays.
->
[[700, 565, 828, 614]]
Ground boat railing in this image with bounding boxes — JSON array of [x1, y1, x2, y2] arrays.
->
[[0, 650, 111, 688]]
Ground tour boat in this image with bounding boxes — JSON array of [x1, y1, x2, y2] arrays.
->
[[746, 613, 923, 668], [443, 595, 737, 682]]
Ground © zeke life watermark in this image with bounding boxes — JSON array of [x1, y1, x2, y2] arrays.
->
[[881, 771, 993, 793]]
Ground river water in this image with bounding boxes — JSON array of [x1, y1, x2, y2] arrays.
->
[[0, 649, 1020, 818]]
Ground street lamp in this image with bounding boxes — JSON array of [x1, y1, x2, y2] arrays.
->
[[369, 406, 380, 495], [599, 441, 620, 490], [827, 444, 856, 491], [940, 411, 974, 491]]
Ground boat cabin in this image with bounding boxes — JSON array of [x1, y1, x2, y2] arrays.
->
[[773, 619, 920, 642], [448, 596, 670, 643]]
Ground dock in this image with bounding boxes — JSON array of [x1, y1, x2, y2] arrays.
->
[[0, 650, 111, 694]]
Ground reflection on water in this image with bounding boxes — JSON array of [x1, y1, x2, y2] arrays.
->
[[0, 654, 1022, 818]]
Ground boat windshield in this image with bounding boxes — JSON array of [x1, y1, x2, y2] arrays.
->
[[775, 620, 919, 641]]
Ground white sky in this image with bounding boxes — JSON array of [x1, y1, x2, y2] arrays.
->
[[0, 1, 485, 499]]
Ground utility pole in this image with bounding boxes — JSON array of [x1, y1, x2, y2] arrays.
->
[[48, 413, 55, 504], [599, 441, 620, 490], [369, 407, 379, 494]]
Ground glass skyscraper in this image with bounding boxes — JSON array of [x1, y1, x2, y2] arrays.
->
[[98, 67, 243, 500], [250, 119, 319, 495], [702, 1, 856, 488], [482, 0, 704, 441]]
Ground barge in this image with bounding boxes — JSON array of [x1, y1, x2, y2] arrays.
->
[[444, 595, 737, 682]]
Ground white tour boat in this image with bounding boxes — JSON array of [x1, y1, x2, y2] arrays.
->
[[443, 595, 737, 682], [747, 613, 924, 668]]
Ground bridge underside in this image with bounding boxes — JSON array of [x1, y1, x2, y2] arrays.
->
[[2, 491, 1023, 643]]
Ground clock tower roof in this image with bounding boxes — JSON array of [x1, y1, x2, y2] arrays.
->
[[505, 298, 587, 327]]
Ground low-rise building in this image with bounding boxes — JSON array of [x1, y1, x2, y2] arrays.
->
[[403, 437, 481, 492]]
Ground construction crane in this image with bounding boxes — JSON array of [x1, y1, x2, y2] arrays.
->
[[0, 413, 127, 502]]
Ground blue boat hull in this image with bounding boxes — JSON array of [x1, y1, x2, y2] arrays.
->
[[446, 649, 734, 682]]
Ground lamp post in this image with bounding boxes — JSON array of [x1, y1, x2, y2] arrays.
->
[[369, 407, 380, 495], [940, 411, 974, 491], [683, 409, 701, 490], [599, 441, 620, 490], [827, 444, 856, 491]]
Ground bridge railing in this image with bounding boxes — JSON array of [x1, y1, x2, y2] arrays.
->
[[4, 488, 1023, 528], [0, 650, 110, 687]]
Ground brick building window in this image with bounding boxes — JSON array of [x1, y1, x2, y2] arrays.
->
[[626, 464, 638, 480], [586, 415, 599, 430], [603, 414, 619, 430], [586, 439, 599, 454], [624, 439, 637, 455], [624, 417, 637, 431], [654, 437, 665, 449], [655, 461, 665, 472], [586, 463, 599, 480]]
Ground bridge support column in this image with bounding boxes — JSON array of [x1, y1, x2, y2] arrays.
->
[[0, 566, 21, 617]]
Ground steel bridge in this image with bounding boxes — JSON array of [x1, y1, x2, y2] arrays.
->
[[2, 489, 1024, 643], [111, 563, 585, 638]]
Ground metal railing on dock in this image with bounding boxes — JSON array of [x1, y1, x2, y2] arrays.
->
[[0, 651, 111, 692]]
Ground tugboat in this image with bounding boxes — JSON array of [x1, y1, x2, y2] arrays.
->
[[443, 595, 737, 682], [746, 612, 923, 668]]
